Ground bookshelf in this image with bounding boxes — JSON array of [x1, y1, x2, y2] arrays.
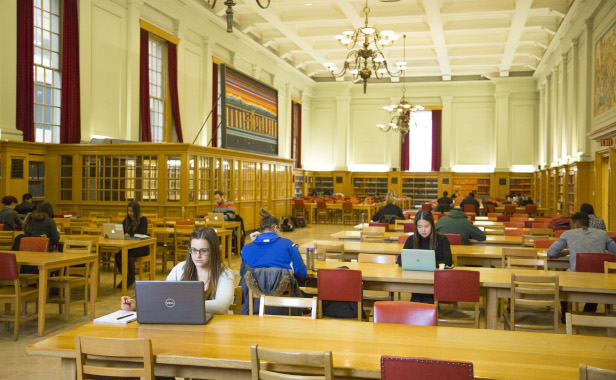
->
[[314, 176, 334, 195], [401, 176, 438, 204], [451, 177, 491, 199], [293, 174, 304, 197], [28, 161, 45, 200], [352, 176, 388, 196], [509, 177, 532, 196], [557, 168, 566, 214]]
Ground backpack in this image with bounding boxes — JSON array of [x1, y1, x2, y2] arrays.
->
[[293, 216, 306, 228], [378, 214, 404, 224], [280, 216, 295, 232], [548, 217, 571, 231]]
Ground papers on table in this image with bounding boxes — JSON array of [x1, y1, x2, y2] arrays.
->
[[93, 310, 137, 324]]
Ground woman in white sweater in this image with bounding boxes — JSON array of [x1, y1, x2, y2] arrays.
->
[[121, 226, 235, 314]]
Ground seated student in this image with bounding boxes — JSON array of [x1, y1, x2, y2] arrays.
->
[[371, 196, 404, 222], [436, 191, 453, 212], [396, 210, 452, 304], [459, 192, 481, 215], [213, 190, 236, 221], [14, 193, 36, 215], [240, 209, 306, 314], [435, 208, 486, 245], [0, 195, 22, 231], [547, 212, 616, 316], [114, 201, 149, 288], [121, 226, 235, 315], [580, 203, 606, 231], [17, 202, 59, 251]]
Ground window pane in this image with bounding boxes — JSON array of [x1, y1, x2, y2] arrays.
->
[[51, 33, 58, 51], [45, 87, 52, 104], [42, 10, 50, 30], [51, 52, 58, 69], [36, 86, 44, 103], [34, 28, 42, 46], [34, 47, 42, 65], [51, 15, 59, 34], [43, 30, 50, 49], [407, 111, 433, 172], [36, 105, 44, 122]]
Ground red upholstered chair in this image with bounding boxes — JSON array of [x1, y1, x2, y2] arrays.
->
[[532, 222, 550, 228], [19, 237, 50, 252], [535, 217, 553, 222], [504, 222, 525, 228], [525, 204, 538, 216], [463, 204, 475, 214], [0, 224, 3, 231], [373, 301, 436, 326], [175, 220, 195, 226], [496, 215, 510, 222], [293, 199, 306, 219], [513, 213, 529, 218], [607, 232, 616, 243], [316, 201, 328, 224], [403, 223, 414, 233], [342, 201, 354, 224], [398, 235, 410, 245], [484, 203, 495, 214], [381, 356, 474, 380], [510, 217, 528, 223], [533, 239, 554, 249], [317, 268, 363, 321], [487, 213, 501, 218], [0, 252, 39, 340], [466, 213, 475, 221], [434, 270, 481, 328], [421, 203, 432, 211], [547, 214, 562, 219], [504, 205, 516, 215], [444, 234, 462, 246], [555, 229, 566, 238], [524, 220, 533, 228], [369, 222, 389, 232], [576, 253, 616, 273], [504, 229, 526, 237]]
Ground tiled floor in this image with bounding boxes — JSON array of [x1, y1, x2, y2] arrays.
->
[[0, 223, 610, 379]]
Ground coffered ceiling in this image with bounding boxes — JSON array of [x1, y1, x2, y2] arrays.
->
[[203, 0, 574, 82]]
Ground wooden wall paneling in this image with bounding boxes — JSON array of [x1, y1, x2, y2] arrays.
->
[[609, 148, 616, 231]]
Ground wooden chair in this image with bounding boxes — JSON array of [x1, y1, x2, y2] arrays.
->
[[46, 240, 92, 322], [507, 258, 548, 270], [0, 231, 15, 250], [605, 261, 616, 274], [487, 212, 502, 218], [259, 295, 318, 319], [444, 233, 462, 245], [434, 269, 481, 328], [504, 222, 525, 228], [501, 247, 538, 268], [533, 239, 554, 249], [69, 221, 91, 234], [342, 201, 354, 224], [250, 344, 333, 380], [369, 222, 389, 232], [402, 222, 414, 233], [578, 364, 616, 380], [0, 224, 3, 231], [510, 217, 529, 223], [531, 222, 551, 229], [228, 286, 242, 315], [504, 204, 516, 215], [373, 301, 437, 326], [0, 252, 38, 340], [565, 313, 616, 337], [522, 234, 550, 247], [361, 226, 385, 243], [530, 227, 553, 236], [381, 356, 474, 380], [317, 268, 363, 321], [173, 224, 194, 267], [512, 213, 529, 218], [503, 274, 559, 332], [358, 254, 397, 302], [525, 204, 538, 216], [316, 201, 328, 224], [75, 335, 154, 380], [294, 199, 306, 219], [19, 237, 49, 252], [314, 242, 345, 261], [421, 203, 432, 211]]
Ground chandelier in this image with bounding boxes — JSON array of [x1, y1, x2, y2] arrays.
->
[[207, 0, 270, 33], [324, 0, 402, 93], [376, 35, 424, 135]]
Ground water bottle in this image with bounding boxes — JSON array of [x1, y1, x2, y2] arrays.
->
[[306, 247, 315, 271], [181, 206, 185, 219]]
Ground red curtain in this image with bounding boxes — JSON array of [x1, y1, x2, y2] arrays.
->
[[291, 101, 302, 168], [296, 103, 302, 168], [167, 43, 183, 142], [60, 0, 81, 143], [431, 109, 442, 172], [211, 63, 219, 147], [401, 131, 409, 171], [16, 0, 34, 142], [139, 29, 151, 142]]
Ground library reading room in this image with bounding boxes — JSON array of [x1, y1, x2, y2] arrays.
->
[[1, 0, 616, 379]]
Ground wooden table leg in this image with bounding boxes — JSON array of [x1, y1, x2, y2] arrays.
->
[[89, 258, 98, 318], [61, 358, 77, 380], [37, 267, 48, 336], [121, 248, 128, 296], [486, 288, 497, 330], [149, 240, 156, 280]]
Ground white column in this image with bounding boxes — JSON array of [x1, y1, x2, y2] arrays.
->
[[201, 37, 213, 146], [538, 83, 545, 167], [0, 0, 22, 140], [124, 0, 144, 141], [570, 38, 579, 158], [336, 95, 350, 170], [551, 67, 559, 165], [580, 19, 593, 161], [561, 52, 569, 161], [494, 91, 510, 171], [175, 20, 187, 143], [285, 82, 293, 159], [78, 0, 93, 142], [440, 96, 453, 171], [273, 76, 288, 158], [545, 74, 552, 166]]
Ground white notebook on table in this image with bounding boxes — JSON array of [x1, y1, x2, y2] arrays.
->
[[93, 310, 137, 324]]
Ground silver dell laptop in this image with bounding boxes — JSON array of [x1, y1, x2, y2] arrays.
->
[[400, 249, 436, 271], [135, 281, 213, 324]]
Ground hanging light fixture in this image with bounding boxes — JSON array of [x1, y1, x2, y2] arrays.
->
[[376, 35, 424, 135], [208, 0, 270, 33], [324, 0, 401, 93]]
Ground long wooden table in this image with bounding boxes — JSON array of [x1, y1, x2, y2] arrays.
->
[[470, 235, 557, 246], [332, 230, 407, 243], [299, 241, 569, 269], [26, 315, 616, 379], [15, 251, 98, 336], [311, 261, 616, 330], [98, 237, 157, 296]]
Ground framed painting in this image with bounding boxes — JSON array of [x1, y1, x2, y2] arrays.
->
[[219, 65, 279, 156], [593, 20, 616, 129]]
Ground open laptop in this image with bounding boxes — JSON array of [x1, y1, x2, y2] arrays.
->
[[135, 281, 213, 325], [209, 213, 223, 222], [400, 249, 436, 271], [102, 223, 124, 240]]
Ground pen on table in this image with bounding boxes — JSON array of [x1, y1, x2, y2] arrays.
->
[[117, 313, 135, 320]]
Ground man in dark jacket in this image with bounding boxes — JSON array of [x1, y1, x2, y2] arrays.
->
[[435, 209, 486, 245], [436, 191, 453, 212], [371, 197, 404, 222], [14, 193, 36, 215], [459, 192, 481, 215]]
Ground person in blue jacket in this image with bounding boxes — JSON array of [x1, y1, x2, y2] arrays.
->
[[241, 208, 307, 280]]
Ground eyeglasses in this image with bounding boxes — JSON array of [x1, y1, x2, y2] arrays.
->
[[189, 247, 210, 256]]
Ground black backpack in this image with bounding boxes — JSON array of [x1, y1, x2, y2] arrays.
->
[[280, 216, 295, 232], [378, 214, 404, 224]]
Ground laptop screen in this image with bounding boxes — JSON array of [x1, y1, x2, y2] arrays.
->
[[102, 223, 124, 240], [400, 249, 436, 271], [135, 281, 212, 325]]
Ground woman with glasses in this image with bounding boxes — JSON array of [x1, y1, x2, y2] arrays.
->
[[121, 226, 235, 314]]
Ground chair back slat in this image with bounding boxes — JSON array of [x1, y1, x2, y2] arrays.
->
[[373, 301, 437, 326], [259, 295, 317, 319], [314, 242, 344, 261], [251, 344, 333, 380], [501, 248, 537, 268], [0, 252, 18, 280], [75, 336, 154, 380]]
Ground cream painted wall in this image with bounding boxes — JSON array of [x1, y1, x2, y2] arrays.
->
[[534, 0, 616, 166]]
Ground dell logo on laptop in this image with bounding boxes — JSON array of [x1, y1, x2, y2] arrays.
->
[[165, 298, 175, 308]]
